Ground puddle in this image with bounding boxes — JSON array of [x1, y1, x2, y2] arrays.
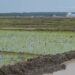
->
[[44, 59, 75, 75]]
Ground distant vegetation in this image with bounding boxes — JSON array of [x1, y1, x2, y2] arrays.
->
[[0, 17, 75, 31], [0, 12, 75, 17], [0, 12, 70, 16]]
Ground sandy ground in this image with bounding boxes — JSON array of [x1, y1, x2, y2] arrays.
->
[[43, 59, 75, 75]]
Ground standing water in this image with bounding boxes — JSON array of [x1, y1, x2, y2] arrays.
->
[[43, 59, 75, 75]]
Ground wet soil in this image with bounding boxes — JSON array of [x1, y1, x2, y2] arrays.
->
[[0, 51, 75, 75]]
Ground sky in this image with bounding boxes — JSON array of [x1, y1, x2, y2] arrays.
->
[[0, 0, 75, 13]]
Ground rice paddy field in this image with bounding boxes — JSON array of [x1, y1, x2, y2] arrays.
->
[[0, 30, 75, 54], [0, 30, 75, 66], [0, 17, 75, 66]]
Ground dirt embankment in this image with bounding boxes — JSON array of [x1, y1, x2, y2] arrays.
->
[[0, 51, 75, 75]]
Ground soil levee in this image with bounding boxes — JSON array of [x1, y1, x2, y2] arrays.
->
[[0, 51, 75, 75]]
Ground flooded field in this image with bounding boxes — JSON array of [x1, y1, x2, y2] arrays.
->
[[0, 30, 75, 65], [0, 52, 36, 66], [0, 17, 75, 74], [0, 30, 75, 54]]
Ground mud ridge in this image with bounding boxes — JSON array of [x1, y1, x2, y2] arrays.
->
[[0, 51, 75, 75]]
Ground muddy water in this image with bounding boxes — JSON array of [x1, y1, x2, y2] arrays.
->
[[43, 60, 75, 75]]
